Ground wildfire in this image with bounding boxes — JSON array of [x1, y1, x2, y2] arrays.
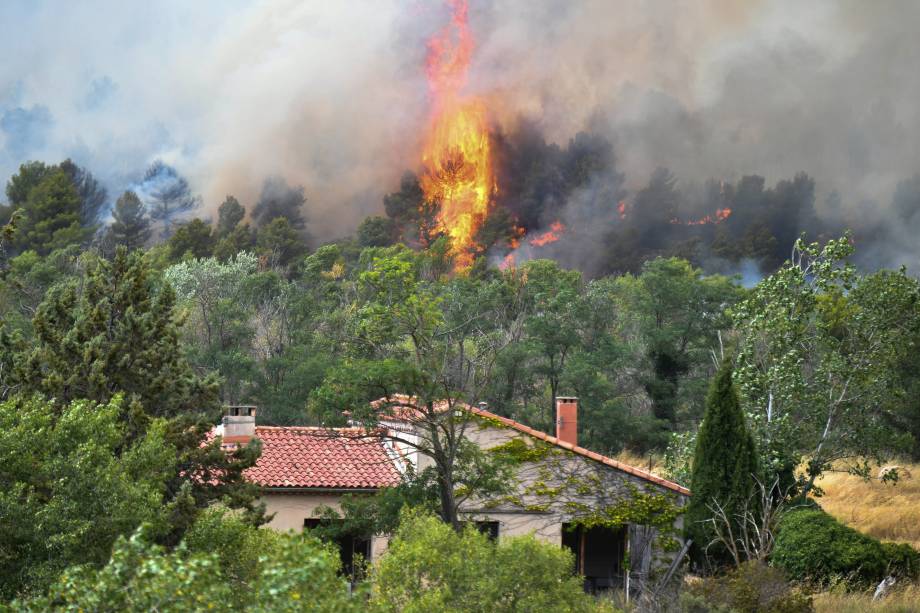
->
[[419, 0, 495, 269], [617, 200, 626, 220], [528, 221, 565, 247], [671, 208, 732, 226]]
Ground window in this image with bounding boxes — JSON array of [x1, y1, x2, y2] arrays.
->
[[460, 520, 499, 540], [304, 518, 371, 580]]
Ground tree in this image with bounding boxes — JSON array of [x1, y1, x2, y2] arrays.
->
[[108, 190, 151, 251], [216, 195, 246, 237], [256, 217, 307, 267], [357, 215, 397, 248], [213, 196, 254, 260], [165, 253, 259, 404], [517, 259, 585, 427], [168, 218, 215, 261], [0, 247, 263, 543], [6, 164, 91, 255], [0, 396, 176, 598], [370, 510, 613, 613], [383, 171, 431, 244], [312, 247, 515, 528], [251, 176, 307, 231], [685, 362, 760, 567], [60, 158, 108, 228], [732, 235, 920, 497], [616, 258, 741, 436], [141, 161, 200, 239]]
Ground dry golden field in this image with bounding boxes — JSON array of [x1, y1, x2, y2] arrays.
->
[[816, 463, 920, 550]]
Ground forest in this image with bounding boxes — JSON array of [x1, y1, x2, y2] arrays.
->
[[0, 149, 919, 611]]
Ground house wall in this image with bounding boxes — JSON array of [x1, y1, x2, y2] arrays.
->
[[261, 491, 390, 560], [455, 421, 688, 578]]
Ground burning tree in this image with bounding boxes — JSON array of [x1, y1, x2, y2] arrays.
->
[[419, 0, 496, 269]]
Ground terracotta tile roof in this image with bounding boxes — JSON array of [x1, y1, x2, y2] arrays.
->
[[467, 406, 691, 496], [245, 426, 402, 490]]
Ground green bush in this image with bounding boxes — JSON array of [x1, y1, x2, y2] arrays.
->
[[7, 527, 359, 612], [370, 509, 617, 613], [686, 561, 813, 613], [772, 508, 920, 586]]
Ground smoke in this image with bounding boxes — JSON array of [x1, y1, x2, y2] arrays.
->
[[2, 1, 920, 264]]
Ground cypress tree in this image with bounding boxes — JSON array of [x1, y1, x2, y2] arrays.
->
[[686, 360, 760, 566]]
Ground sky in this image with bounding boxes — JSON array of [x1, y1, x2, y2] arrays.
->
[[1, 0, 919, 239]]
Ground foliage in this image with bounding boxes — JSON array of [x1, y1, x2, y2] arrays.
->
[[311, 246, 517, 527], [369, 510, 616, 613], [686, 361, 760, 566], [772, 508, 920, 587], [0, 246, 264, 547], [168, 218, 214, 261], [0, 396, 175, 599], [7, 246, 219, 416], [685, 561, 813, 613], [7, 527, 358, 612], [732, 235, 920, 496], [107, 190, 151, 252], [256, 216, 307, 267], [5, 162, 91, 255], [141, 160, 200, 239]]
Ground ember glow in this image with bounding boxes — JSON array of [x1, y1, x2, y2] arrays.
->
[[419, 0, 495, 269], [528, 221, 565, 246], [671, 208, 732, 226]]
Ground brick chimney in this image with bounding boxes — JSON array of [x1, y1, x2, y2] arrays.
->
[[222, 405, 256, 445], [555, 396, 578, 446]]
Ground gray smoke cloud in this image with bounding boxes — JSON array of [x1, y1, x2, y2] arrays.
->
[[1, 1, 919, 255]]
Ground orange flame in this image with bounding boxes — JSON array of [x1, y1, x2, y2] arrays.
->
[[671, 208, 732, 226], [528, 221, 565, 247], [617, 200, 626, 220], [419, 0, 495, 269]]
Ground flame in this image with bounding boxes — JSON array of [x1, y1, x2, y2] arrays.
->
[[671, 208, 732, 226], [528, 221, 565, 247], [617, 200, 626, 220], [419, 0, 495, 269], [499, 252, 516, 271]]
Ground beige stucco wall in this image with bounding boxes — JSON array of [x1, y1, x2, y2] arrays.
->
[[261, 491, 390, 560]]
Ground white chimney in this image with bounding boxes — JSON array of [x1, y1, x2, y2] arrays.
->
[[222, 406, 256, 444]]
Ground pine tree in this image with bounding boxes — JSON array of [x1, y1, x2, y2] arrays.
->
[[109, 190, 152, 251], [2, 247, 263, 542], [686, 360, 760, 566]]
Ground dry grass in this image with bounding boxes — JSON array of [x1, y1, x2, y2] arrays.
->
[[813, 584, 920, 613], [816, 462, 920, 549]]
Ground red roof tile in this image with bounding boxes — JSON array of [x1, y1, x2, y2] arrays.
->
[[245, 426, 402, 490]]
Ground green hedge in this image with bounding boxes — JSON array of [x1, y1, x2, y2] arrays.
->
[[772, 508, 920, 586]]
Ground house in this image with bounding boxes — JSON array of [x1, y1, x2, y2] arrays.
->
[[218, 397, 690, 592]]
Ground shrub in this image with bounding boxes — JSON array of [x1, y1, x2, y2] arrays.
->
[[686, 561, 813, 613], [772, 508, 920, 586], [8, 526, 358, 612], [370, 510, 616, 613]]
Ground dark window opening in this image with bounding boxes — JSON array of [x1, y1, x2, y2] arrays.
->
[[562, 523, 627, 593], [475, 521, 500, 540], [304, 518, 370, 581], [460, 520, 500, 540]]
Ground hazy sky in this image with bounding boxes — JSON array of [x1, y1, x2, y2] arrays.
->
[[2, 1, 918, 237]]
